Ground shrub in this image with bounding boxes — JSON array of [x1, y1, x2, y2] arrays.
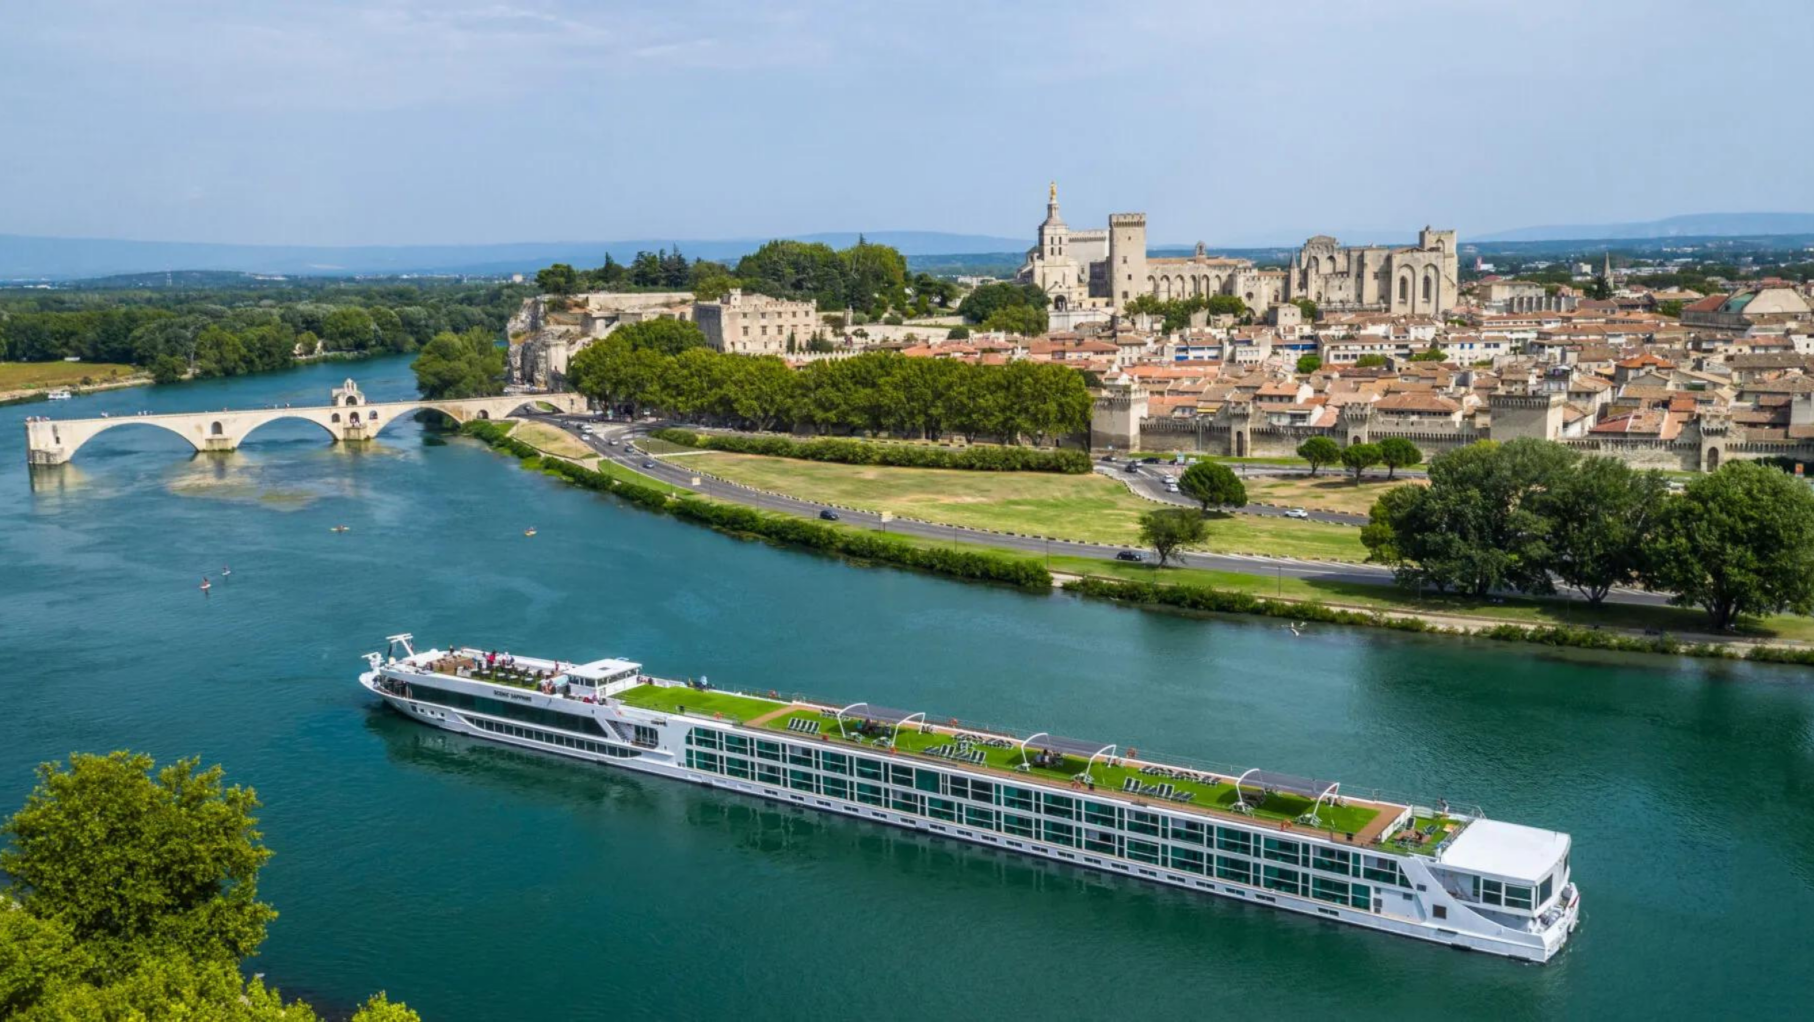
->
[[650, 428, 1089, 474]]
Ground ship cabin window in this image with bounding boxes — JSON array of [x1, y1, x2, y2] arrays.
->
[[1084, 801, 1120, 828], [856, 757, 885, 781], [889, 764, 915, 787], [1041, 793, 1076, 819], [1215, 855, 1252, 884], [1002, 813, 1036, 837], [1261, 837, 1304, 865], [723, 734, 749, 755], [1538, 875, 1555, 906], [1001, 785, 1037, 811], [1170, 819, 1208, 846], [821, 776, 849, 800], [1125, 809, 1161, 836], [1168, 846, 1206, 874], [1216, 827, 1253, 856], [1262, 865, 1304, 896], [756, 739, 782, 761], [1362, 855, 1408, 888], [632, 725, 658, 747], [1042, 820, 1076, 846], [964, 806, 995, 830], [787, 746, 815, 767], [914, 769, 941, 794], [1312, 847, 1353, 875], [928, 797, 958, 822], [819, 751, 850, 775]]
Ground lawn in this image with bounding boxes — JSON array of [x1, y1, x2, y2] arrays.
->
[[759, 706, 1380, 835], [0, 361, 140, 392], [677, 451, 1367, 559], [616, 683, 783, 723], [1243, 473, 1425, 516], [510, 420, 597, 462]]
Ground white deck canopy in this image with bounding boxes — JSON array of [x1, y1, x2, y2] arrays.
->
[[1438, 820, 1569, 882], [564, 658, 642, 687]]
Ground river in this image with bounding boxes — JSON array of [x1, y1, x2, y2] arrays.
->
[[2, 356, 1810, 1019]]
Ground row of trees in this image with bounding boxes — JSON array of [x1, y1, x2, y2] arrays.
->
[[1, 751, 416, 1019], [1361, 439, 1814, 629], [0, 280, 528, 378], [532, 239, 956, 321], [1295, 436, 1424, 480], [1122, 293, 1249, 332], [567, 320, 1093, 442], [956, 282, 1049, 336]]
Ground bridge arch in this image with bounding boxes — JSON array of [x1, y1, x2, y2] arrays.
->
[[237, 414, 341, 446], [61, 420, 204, 460]]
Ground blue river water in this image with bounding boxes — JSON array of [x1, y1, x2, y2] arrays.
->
[[2, 356, 1812, 1019]]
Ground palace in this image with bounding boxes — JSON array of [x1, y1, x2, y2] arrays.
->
[[1015, 184, 1459, 318]]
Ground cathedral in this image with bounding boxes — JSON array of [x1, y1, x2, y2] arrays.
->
[[1015, 184, 1459, 318]]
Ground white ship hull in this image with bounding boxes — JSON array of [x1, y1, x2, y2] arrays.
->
[[360, 662, 1580, 963]]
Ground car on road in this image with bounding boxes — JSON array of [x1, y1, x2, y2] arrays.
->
[[1099, 453, 1116, 462], [641, 460, 655, 469], [1115, 550, 1144, 562], [1122, 463, 1140, 474], [819, 509, 840, 521], [606, 438, 618, 446], [1284, 507, 1310, 519], [1164, 480, 1180, 493], [1142, 456, 1161, 464]]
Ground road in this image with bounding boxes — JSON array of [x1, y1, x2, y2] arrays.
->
[[1095, 460, 1365, 525], [529, 414, 1672, 609]]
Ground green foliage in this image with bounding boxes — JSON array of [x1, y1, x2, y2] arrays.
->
[[352, 991, 424, 1021], [1, 752, 274, 975], [462, 422, 1052, 589], [946, 325, 970, 340], [1296, 436, 1341, 476], [410, 327, 506, 399], [1376, 437, 1422, 479], [149, 353, 188, 385], [981, 303, 1047, 336], [1353, 354, 1388, 368], [1139, 508, 1207, 566], [1362, 438, 1577, 596], [536, 263, 580, 294], [725, 238, 909, 315], [1407, 346, 1448, 362], [1339, 442, 1383, 480], [1292, 298, 1318, 322], [1295, 354, 1322, 375], [611, 317, 710, 356], [1657, 299, 1684, 318], [1584, 275, 1612, 300], [1533, 457, 1667, 604], [1650, 461, 1814, 629], [650, 428, 1091, 473], [957, 282, 1048, 325], [1203, 294, 1248, 318], [1177, 461, 1247, 512]]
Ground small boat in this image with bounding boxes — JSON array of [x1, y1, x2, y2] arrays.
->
[[331, 525, 350, 533], [199, 577, 212, 592], [45, 389, 72, 401], [524, 527, 538, 537]]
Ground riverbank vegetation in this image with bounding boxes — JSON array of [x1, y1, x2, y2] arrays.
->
[[409, 326, 508, 398], [0, 277, 530, 387], [461, 420, 1052, 589], [651, 428, 1091, 473], [569, 329, 1092, 442], [0, 751, 418, 1020], [1362, 440, 1814, 629], [0, 360, 139, 396]]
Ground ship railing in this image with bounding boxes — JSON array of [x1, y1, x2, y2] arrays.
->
[[761, 690, 1483, 823]]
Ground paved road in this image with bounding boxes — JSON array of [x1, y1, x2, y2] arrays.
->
[[1095, 460, 1366, 526], [529, 415, 1671, 610]]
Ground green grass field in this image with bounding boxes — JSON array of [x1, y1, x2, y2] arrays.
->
[[1243, 474, 1423, 516], [675, 451, 1368, 559], [510, 420, 597, 462], [0, 361, 140, 392]]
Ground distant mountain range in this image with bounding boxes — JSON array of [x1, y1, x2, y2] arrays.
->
[[1475, 213, 1814, 243], [0, 231, 1029, 282]]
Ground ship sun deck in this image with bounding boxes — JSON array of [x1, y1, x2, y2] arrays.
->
[[611, 682, 1417, 849]]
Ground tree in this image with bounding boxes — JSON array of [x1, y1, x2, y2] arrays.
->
[[1340, 442, 1383, 481], [320, 307, 376, 352], [1177, 461, 1247, 513], [957, 282, 1047, 325], [1377, 437, 1423, 479], [149, 353, 188, 384], [981, 303, 1047, 336], [1408, 346, 1448, 362], [1534, 457, 1667, 604], [1353, 354, 1388, 368], [1297, 436, 1340, 477], [1295, 354, 1322, 375], [1649, 461, 1814, 629], [294, 330, 320, 357], [410, 328, 506, 399], [1140, 508, 1207, 567], [1585, 274, 1612, 300], [946, 325, 970, 340], [536, 263, 579, 295], [1203, 295, 1247, 318], [612, 318, 709, 356], [1362, 438, 1577, 596], [1657, 299, 1684, 318], [1292, 298, 1318, 322], [1, 753, 275, 976]]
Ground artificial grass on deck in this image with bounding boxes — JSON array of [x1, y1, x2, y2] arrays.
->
[[614, 684, 784, 723], [759, 707, 1380, 835]]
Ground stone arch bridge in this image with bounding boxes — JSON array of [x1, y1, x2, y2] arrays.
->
[[23, 378, 585, 466]]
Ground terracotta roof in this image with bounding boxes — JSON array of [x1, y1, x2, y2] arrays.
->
[[1590, 409, 1680, 439], [1375, 392, 1460, 413]]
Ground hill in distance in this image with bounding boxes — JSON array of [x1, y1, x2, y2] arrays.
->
[[0, 231, 1028, 282], [1477, 212, 1814, 243]]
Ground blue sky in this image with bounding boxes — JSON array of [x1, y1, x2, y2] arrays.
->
[[3, 0, 1809, 247]]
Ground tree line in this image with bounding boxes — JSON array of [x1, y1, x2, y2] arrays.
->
[[533, 238, 961, 321], [1361, 438, 1814, 629], [955, 282, 1049, 336], [651, 428, 1092, 473], [0, 279, 529, 383], [566, 320, 1093, 443], [1, 751, 417, 1019]]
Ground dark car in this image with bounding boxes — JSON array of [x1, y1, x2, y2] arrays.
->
[[1142, 456, 1161, 464], [1122, 462, 1140, 474], [1115, 550, 1144, 562], [819, 509, 840, 521], [641, 460, 655, 469], [1099, 453, 1116, 462]]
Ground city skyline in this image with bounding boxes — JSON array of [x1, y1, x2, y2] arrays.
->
[[3, 0, 1810, 248]]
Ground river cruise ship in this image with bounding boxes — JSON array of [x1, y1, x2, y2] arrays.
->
[[360, 636, 1580, 962]]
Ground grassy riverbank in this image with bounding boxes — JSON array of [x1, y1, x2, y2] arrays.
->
[[661, 450, 1368, 559], [0, 361, 142, 401]]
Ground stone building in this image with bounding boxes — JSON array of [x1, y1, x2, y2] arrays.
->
[[1283, 229, 1461, 317], [1015, 183, 1444, 319], [694, 289, 819, 355], [507, 291, 694, 389]]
